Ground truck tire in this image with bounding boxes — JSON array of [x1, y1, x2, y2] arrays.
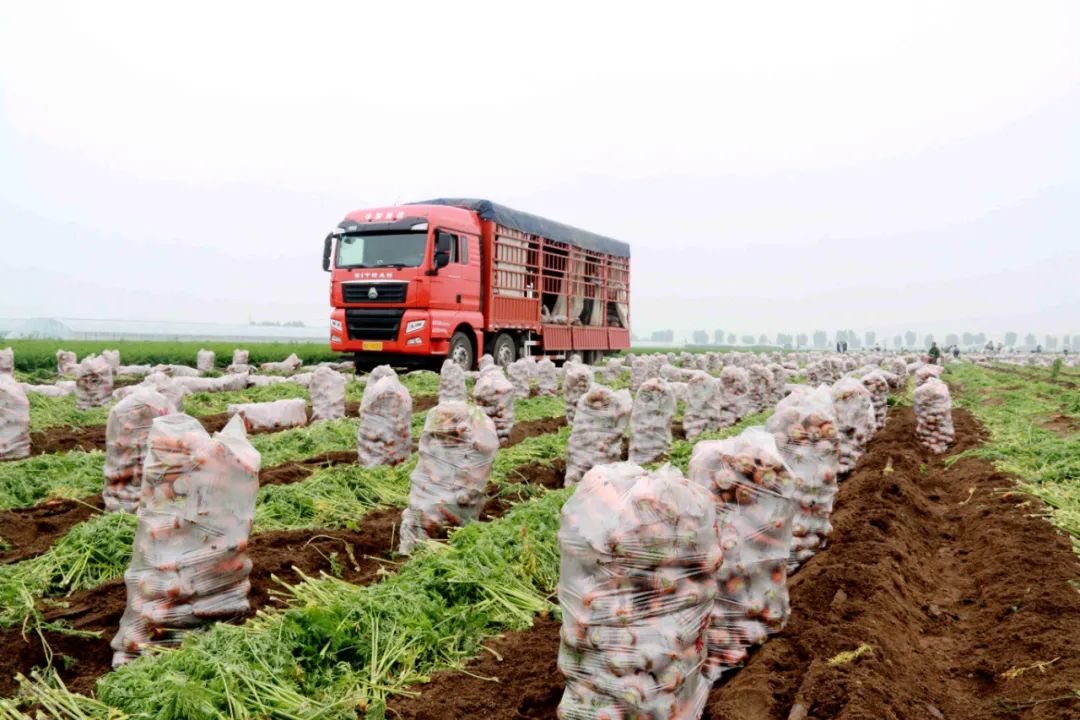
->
[[492, 333, 517, 368], [449, 331, 475, 370]]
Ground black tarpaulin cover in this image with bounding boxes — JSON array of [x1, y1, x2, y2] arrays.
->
[[409, 198, 630, 258]]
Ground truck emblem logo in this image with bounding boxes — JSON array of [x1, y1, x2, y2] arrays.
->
[[368, 287, 379, 300]]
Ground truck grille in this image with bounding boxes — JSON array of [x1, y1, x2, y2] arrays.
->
[[345, 308, 404, 341], [342, 282, 408, 303]]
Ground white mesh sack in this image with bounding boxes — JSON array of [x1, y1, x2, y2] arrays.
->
[[628, 378, 677, 465], [104, 389, 173, 513], [688, 428, 796, 678], [478, 353, 495, 371], [683, 371, 717, 440], [259, 353, 302, 374], [357, 374, 413, 467], [914, 365, 943, 386], [227, 363, 251, 375], [537, 357, 559, 396], [98, 350, 119, 373], [714, 367, 750, 429], [227, 397, 308, 432], [245, 374, 289, 387], [57, 350, 78, 376], [22, 382, 75, 398], [472, 365, 516, 443], [398, 402, 499, 554], [151, 364, 201, 378], [111, 413, 260, 667], [860, 370, 889, 431], [75, 355, 114, 410], [831, 377, 876, 473], [361, 365, 398, 407], [0, 347, 13, 377], [914, 378, 954, 454], [767, 364, 789, 405], [507, 358, 532, 400], [232, 349, 249, 366], [604, 357, 623, 383], [117, 365, 151, 378], [438, 358, 467, 404], [766, 385, 840, 569], [565, 385, 632, 486], [196, 350, 216, 373], [629, 356, 651, 393], [564, 362, 595, 425], [310, 366, 346, 421], [557, 463, 719, 720], [0, 376, 31, 460], [747, 365, 773, 415], [141, 372, 189, 413]]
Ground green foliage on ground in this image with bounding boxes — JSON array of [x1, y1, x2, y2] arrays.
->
[[0, 452, 105, 510], [947, 364, 1080, 550]]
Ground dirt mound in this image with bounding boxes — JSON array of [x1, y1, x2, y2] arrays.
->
[[384, 407, 1080, 720]]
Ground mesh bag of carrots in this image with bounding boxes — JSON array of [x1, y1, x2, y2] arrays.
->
[[439, 358, 467, 404], [714, 366, 751, 429], [473, 365, 516, 443], [915, 364, 943, 386], [357, 373, 413, 467], [558, 463, 720, 720], [830, 377, 876, 473], [682, 371, 716, 440], [56, 349, 78, 376], [767, 364, 789, 405], [259, 353, 302, 374], [75, 355, 114, 410], [746, 364, 774, 415], [104, 388, 173, 512], [688, 429, 795, 678], [196, 349, 215, 373], [111, 413, 260, 667], [0, 375, 31, 460], [537, 357, 559, 396], [398, 402, 499, 554], [566, 385, 632, 486], [310, 366, 346, 421], [564, 362, 594, 425], [629, 378, 677, 465], [507, 358, 532, 399], [228, 398, 308, 432], [859, 370, 889, 432], [766, 386, 839, 570], [0, 347, 14, 377], [914, 378, 954, 454]]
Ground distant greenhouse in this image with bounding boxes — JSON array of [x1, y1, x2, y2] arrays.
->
[[2, 317, 328, 343]]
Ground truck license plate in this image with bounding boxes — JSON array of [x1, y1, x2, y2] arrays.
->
[[362, 342, 383, 351]]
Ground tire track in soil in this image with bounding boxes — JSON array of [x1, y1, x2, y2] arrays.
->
[[0, 425, 567, 698], [382, 407, 1080, 720], [0, 395, 448, 563]]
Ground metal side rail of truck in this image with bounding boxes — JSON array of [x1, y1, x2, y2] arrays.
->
[[321, 198, 631, 371]]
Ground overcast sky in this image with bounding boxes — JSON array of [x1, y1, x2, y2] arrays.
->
[[1, 1, 1077, 341]]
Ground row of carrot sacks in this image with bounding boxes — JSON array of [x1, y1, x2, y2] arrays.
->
[[555, 376, 876, 720]]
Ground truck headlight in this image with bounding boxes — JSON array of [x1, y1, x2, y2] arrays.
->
[[407, 337, 423, 346], [406, 320, 426, 334], [330, 319, 343, 331], [331, 335, 342, 344]]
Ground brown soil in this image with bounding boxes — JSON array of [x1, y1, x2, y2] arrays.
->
[[0, 495, 105, 564], [1038, 413, 1080, 437], [384, 407, 1080, 720], [0, 428, 566, 698]]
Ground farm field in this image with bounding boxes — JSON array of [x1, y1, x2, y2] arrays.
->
[[0, 352, 1077, 720]]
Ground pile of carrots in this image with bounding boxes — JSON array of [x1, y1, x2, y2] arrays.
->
[[75, 355, 114, 410], [564, 362, 594, 424], [831, 377, 876, 473], [0, 375, 30, 460], [628, 378, 677, 465], [473, 365, 516, 443], [565, 385, 632, 485], [914, 378, 955, 454]]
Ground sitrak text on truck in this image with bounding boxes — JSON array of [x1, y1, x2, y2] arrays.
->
[[322, 199, 631, 370]]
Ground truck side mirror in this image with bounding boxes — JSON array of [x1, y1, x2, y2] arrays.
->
[[429, 231, 453, 273], [322, 233, 334, 272]]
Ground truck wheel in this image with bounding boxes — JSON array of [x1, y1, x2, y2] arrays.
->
[[449, 331, 475, 370], [493, 333, 517, 368]]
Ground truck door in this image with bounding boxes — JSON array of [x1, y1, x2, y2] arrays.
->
[[429, 229, 464, 311]]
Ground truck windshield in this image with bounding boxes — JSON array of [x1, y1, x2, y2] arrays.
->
[[336, 232, 427, 269]]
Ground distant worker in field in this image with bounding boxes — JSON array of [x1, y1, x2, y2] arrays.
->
[[952, 346, 960, 359], [928, 341, 941, 364]]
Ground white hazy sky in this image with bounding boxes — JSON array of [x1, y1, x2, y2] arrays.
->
[[1, 1, 1077, 341]]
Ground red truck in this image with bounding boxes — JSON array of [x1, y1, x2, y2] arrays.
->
[[322, 198, 630, 370]]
